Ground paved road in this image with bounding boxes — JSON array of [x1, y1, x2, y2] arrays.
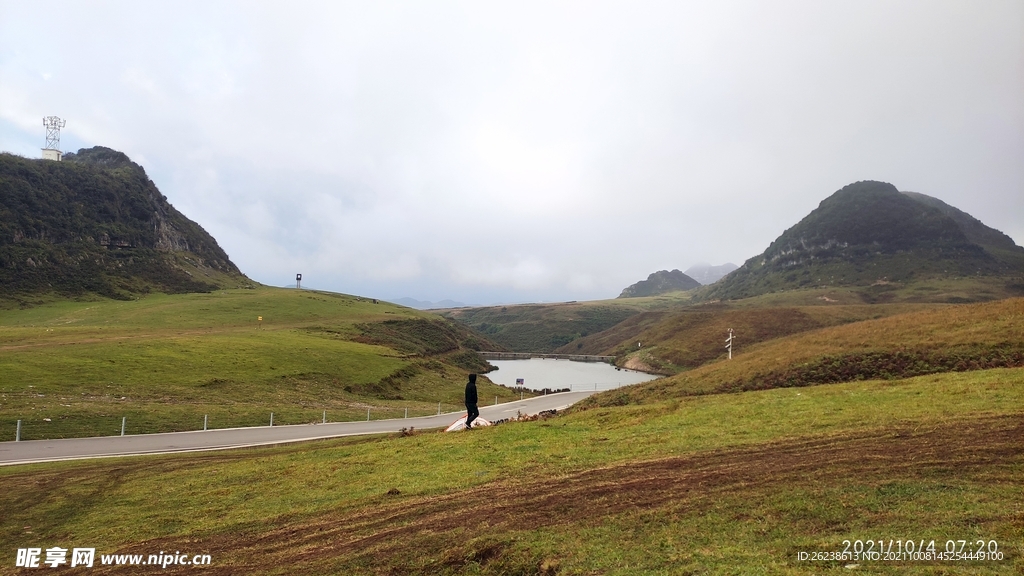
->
[[0, 391, 595, 466]]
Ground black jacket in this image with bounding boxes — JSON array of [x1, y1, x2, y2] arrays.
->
[[465, 380, 478, 405]]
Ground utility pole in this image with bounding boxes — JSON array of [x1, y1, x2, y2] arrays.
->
[[725, 328, 734, 360]]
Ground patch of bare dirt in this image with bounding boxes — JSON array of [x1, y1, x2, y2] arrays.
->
[[623, 354, 655, 372]]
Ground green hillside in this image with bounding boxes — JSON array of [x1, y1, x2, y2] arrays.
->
[[440, 292, 693, 353], [553, 280, 1021, 375], [580, 297, 1024, 407], [555, 301, 940, 374], [617, 269, 701, 298], [0, 148, 253, 303], [702, 181, 1024, 302], [446, 182, 1024, 360], [0, 287, 511, 440], [902, 191, 1024, 265]]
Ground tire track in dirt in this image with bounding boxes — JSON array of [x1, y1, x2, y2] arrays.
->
[[97, 413, 1023, 574]]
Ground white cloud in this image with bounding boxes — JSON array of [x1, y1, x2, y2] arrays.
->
[[1, 0, 1022, 304]]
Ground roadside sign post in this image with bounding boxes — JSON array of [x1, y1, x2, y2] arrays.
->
[[257, 316, 262, 329], [725, 328, 734, 360], [516, 378, 524, 400]]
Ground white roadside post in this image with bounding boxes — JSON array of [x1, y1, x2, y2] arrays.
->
[[323, 410, 326, 424], [15, 420, 21, 442], [204, 414, 208, 431], [726, 328, 734, 360], [121, 417, 126, 436], [366, 408, 371, 421], [270, 412, 274, 427], [437, 402, 441, 415]]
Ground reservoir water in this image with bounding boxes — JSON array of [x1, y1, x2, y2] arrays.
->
[[486, 358, 659, 392]]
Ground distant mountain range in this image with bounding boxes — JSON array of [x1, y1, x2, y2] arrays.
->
[[6, 154, 1021, 310], [618, 269, 701, 298], [0, 147, 253, 301], [684, 263, 738, 285], [703, 180, 1024, 301], [390, 297, 467, 310]]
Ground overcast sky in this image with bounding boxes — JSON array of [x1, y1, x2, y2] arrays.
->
[[2, 1, 1022, 305]]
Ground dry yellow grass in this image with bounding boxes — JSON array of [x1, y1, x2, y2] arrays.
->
[[583, 297, 1024, 404]]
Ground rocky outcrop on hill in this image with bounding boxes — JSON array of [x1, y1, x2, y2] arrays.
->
[[702, 181, 1024, 301], [0, 147, 252, 300]]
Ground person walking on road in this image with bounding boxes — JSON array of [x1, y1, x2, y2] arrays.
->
[[465, 373, 479, 429]]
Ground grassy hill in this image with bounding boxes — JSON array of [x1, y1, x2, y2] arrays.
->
[[580, 297, 1024, 407], [555, 300, 941, 374], [444, 181, 1023, 360], [453, 277, 1021, 371], [702, 181, 1024, 302], [0, 287, 512, 440], [617, 269, 701, 298], [0, 148, 253, 304], [439, 292, 694, 353]]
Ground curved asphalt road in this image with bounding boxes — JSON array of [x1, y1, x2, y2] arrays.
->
[[0, 391, 595, 466]]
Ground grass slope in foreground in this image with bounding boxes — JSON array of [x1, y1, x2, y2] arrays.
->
[[1, 368, 1021, 574], [0, 287, 514, 440]]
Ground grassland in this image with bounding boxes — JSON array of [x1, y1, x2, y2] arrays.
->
[[0, 288, 516, 440], [439, 292, 694, 353], [2, 290, 1021, 574], [1, 367, 1020, 574], [449, 277, 1021, 377], [580, 297, 1024, 407], [559, 301, 943, 374]]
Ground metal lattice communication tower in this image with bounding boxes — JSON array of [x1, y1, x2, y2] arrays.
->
[[43, 116, 65, 150]]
